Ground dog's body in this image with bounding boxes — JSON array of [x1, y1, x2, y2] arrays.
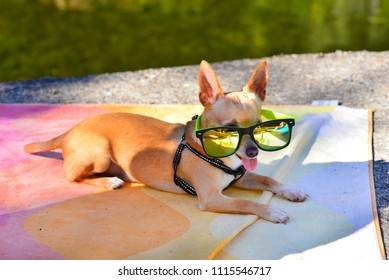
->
[[24, 61, 308, 223]]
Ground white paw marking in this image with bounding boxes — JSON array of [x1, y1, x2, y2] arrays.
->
[[108, 177, 125, 190]]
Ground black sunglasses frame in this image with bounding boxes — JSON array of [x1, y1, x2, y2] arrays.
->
[[195, 119, 295, 158]]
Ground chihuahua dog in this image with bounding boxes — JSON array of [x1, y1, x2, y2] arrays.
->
[[24, 60, 308, 223]]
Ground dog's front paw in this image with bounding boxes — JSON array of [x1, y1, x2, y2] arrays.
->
[[264, 206, 289, 223], [277, 189, 309, 202]]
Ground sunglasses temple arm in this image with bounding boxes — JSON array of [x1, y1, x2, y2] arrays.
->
[[261, 109, 294, 120]]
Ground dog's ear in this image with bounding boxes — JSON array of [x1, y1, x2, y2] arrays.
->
[[198, 60, 223, 107], [244, 60, 268, 102]]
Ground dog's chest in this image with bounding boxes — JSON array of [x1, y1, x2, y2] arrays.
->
[[221, 155, 243, 170], [219, 155, 244, 187]]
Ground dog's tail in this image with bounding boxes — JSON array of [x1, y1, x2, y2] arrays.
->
[[24, 134, 66, 154]]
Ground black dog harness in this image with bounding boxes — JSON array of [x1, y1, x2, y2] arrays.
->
[[173, 134, 246, 195]]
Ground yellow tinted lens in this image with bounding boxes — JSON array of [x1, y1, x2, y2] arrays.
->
[[202, 129, 239, 157], [253, 121, 290, 151]]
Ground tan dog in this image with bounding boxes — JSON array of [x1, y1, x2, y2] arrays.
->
[[24, 60, 308, 223]]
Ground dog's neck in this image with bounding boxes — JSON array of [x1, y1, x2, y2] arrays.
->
[[184, 119, 203, 151]]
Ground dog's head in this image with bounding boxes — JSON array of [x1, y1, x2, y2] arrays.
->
[[197, 60, 268, 171]]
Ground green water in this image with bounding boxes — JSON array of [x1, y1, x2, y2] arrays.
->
[[1, 0, 388, 82]]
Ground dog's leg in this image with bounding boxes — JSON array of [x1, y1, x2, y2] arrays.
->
[[231, 172, 308, 202], [78, 176, 125, 189], [63, 152, 125, 190], [197, 190, 289, 223]]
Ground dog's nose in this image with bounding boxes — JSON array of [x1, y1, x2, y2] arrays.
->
[[246, 146, 259, 158]]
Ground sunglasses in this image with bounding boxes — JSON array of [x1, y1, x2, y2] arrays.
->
[[195, 109, 295, 158]]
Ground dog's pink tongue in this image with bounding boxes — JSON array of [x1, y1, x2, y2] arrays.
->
[[242, 157, 258, 171]]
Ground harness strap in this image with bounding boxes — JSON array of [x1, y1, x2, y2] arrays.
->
[[173, 134, 246, 195]]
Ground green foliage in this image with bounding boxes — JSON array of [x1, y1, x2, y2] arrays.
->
[[0, 0, 388, 81]]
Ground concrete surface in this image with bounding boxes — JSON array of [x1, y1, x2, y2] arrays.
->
[[1, 50, 388, 258]]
